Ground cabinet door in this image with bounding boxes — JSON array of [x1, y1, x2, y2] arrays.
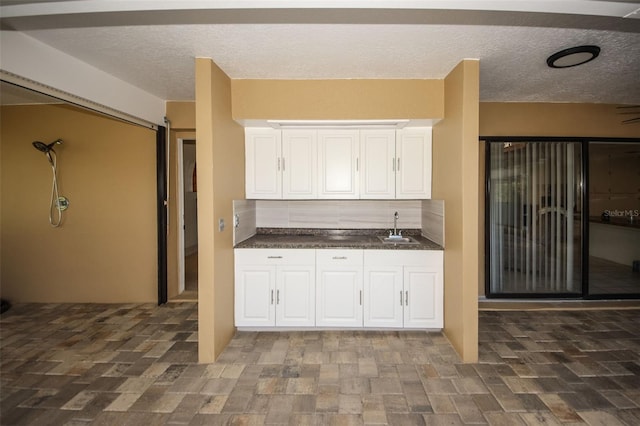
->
[[403, 266, 443, 328], [363, 265, 403, 327], [360, 129, 396, 199], [276, 265, 315, 327], [245, 128, 282, 199], [316, 249, 363, 327], [318, 130, 359, 199], [395, 128, 432, 199], [282, 130, 317, 199], [235, 264, 276, 326]]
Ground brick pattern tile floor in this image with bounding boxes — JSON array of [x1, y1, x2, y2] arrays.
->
[[1, 302, 639, 425]]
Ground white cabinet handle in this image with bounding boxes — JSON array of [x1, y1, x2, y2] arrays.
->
[[397, 158, 400, 171], [356, 157, 359, 171], [392, 158, 396, 172], [282, 157, 285, 171], [277, 158, 281, 171], [405, 291, 408, 306], [267, 256, 283, 259], [332, 256, 347, 260]]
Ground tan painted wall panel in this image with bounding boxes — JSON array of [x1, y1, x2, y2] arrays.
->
[[480, 103, 640, 138], [433, 60, 479, 363], [212, 64, 245, 359], [0, 104, 157, 303], [196, 59, 245, 362], [166, 101, 196, 130], [196, 59, 216, 362], [232, 79, 444, 120]]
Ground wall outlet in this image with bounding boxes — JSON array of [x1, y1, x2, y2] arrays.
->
[[218, 218, 225, 232]]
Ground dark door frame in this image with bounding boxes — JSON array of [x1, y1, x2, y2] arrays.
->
[[157, 125, 168, 305]]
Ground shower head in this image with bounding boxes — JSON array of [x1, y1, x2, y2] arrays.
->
[[33, 139, 62, 164], [32, 139, 62, 153], [32, 141, 49, 152]]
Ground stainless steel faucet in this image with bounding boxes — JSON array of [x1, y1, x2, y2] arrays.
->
[[389, 211, 401, 237]]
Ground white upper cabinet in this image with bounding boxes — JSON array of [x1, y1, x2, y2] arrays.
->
[[360, 129, 396, 199], [282, 130, 317, 199], [245, 128, 317, 199], [317, 130, 360, 199], [245, 126, 431, 200], [395, 128, 432, 199], [245, 128, 282, 199]]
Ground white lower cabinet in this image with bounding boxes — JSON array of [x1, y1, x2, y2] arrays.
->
[[315, 250, 364, 327], [235, 248, 443, 329], [364, 250, 443, 328], [235, 249, 315, 327]]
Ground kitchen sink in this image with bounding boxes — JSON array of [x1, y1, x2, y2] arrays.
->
[[377, 235, 419, 245]]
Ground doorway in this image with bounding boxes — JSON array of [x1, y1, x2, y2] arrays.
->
[[177, 139, 198, 298], [485, 137, 640, 299]]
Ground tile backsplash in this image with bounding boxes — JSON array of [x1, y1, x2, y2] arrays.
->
[[233, 199, 445, 247], [256, 200, 422, 230], [232, 199, 256, 246], [421, 199, 444, 247]]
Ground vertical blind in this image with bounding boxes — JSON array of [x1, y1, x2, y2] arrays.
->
[[488, 142, 582, 295]]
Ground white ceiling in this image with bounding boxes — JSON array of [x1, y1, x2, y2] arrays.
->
[[1, 1, 640, 105]]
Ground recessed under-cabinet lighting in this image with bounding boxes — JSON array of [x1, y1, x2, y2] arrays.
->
[[266, 119, 410, 129]]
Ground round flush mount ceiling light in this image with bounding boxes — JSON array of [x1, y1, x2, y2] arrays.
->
[[547, 45, 600, 68]]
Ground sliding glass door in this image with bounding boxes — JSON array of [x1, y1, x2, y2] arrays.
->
[[588, 142, 640, 296], [487, 141, 583, 296]]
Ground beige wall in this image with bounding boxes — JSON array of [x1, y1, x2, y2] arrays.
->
[[166, 101, 196, 130], [0, 104, 157, 303], [433, 60, 480, 363], [480, 103, 640, 138], [232, 79, 444, 120], [196, 59, 245, 362]]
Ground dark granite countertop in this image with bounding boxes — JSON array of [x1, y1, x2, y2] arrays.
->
[[235, 228, 443, 250]]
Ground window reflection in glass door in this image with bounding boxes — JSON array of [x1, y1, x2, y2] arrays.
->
[[588, 142, 640, 296], [487, 142, 583, 296]]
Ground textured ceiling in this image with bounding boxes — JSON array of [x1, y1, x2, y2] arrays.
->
[[1, 1, 640, 104]]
